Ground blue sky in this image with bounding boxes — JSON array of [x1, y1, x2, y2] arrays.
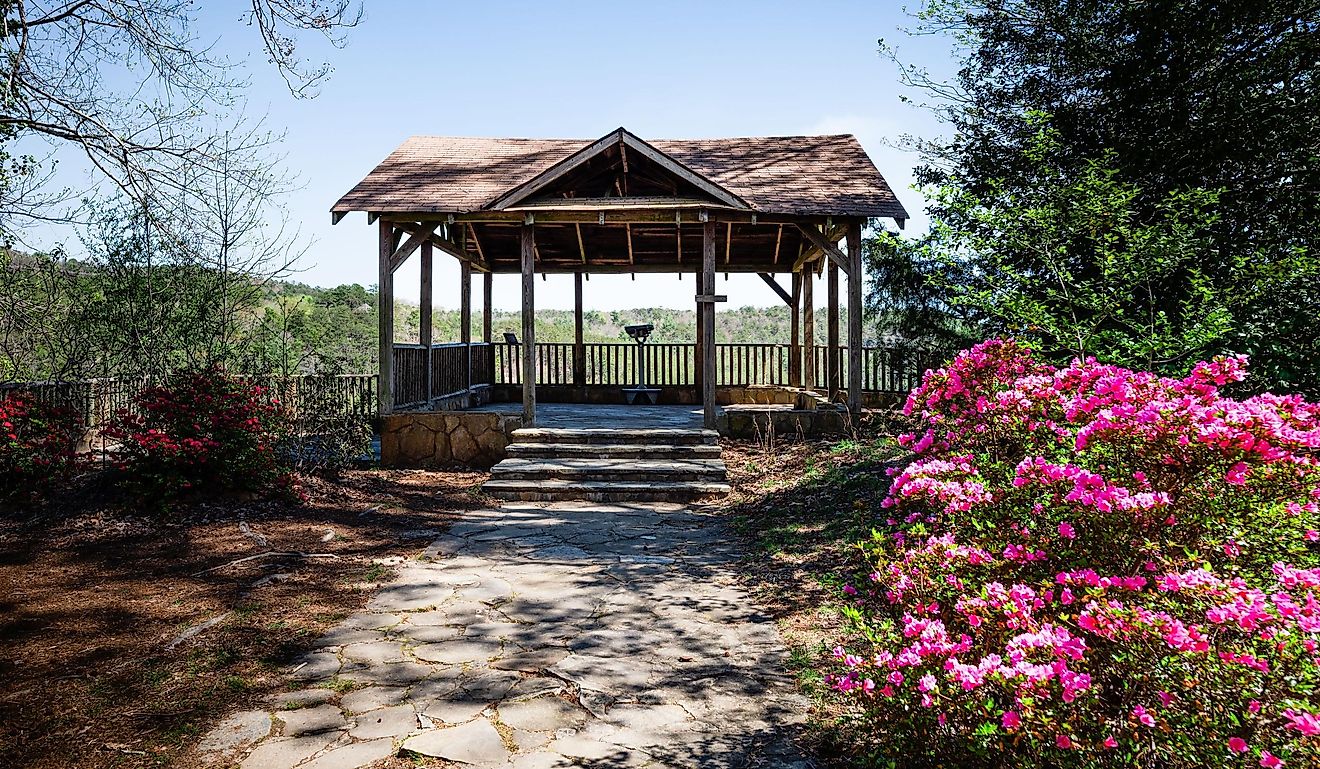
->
[[27, 0, 954, 312]]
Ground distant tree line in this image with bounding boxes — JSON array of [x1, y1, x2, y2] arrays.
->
[[0, 252, 850, 383]]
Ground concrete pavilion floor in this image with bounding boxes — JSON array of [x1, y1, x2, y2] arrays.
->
[[465, 403, 714, 430]]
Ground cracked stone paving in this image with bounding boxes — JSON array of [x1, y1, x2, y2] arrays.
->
[[197, 501, 810, 769]]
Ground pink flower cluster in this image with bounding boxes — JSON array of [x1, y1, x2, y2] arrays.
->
[[835, 340, 1320, 765]]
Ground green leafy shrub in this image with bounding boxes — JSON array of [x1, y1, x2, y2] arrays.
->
[[830, 339, 1320, 768]]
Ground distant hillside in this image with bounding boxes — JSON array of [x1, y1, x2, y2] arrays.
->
[[265, 280, 848, 349]]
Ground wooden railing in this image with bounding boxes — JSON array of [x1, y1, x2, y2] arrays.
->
[[487, 342, 936, 392], [392, 342, 495, 409], [2, 374, 379, 429]]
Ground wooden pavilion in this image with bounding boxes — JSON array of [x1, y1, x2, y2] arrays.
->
[[331, 127, 909, 429]]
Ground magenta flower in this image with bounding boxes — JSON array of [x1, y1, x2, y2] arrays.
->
[[1001, 711, 1022, 730], [1132, 705, 1155, 727], [1228, 737, 1248, 753], [1259, 752, 1283, 768]]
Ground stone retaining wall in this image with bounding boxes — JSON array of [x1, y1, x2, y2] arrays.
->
[[379, 411, 522, 469], [717, 405, 851, 439]]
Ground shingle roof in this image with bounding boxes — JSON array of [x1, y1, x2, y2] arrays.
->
[[332, 132, 909, 220]]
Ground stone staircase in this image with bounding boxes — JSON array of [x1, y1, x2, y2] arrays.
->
[[482, 427, 730, 502]]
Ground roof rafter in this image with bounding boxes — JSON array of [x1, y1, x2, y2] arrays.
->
[[796, 223, 851, 274]]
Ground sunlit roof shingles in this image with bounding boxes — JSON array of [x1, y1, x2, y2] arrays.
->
[[332, 134, 908, 219]]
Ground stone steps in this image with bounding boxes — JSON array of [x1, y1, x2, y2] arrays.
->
[[484, 427, 729, 502], [509, 427, 719, 446], [481, 478, 732, 503], [506, 442, 723, 460], [490, 458, 727, 482]]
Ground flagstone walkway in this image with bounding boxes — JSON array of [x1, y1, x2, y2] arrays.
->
[[200, 502, 810, 769]]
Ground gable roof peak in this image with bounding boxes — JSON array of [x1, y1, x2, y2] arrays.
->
[[487, 127, 750, 211]]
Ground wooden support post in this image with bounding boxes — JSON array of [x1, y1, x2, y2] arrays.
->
[[460, 260, 472, 393], [420, 243, 434, 348], [701, 220, 717, 430], [573, 272, 586, 386], [802, 268, 815, 391], [378, 220, 395, 415], [827, 260, 840, 400], [482, 271, 494, 386], [420, 241, 433, 403], [460, 261, 472, 345], [520, 224, 536, 426], [482, 272, 493, 343], [789, 272, 802, 386], [847, 220, 864, 414], [694, 269, 705, 394]]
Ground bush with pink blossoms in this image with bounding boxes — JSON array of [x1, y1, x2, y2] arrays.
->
[[830, 339, 1320, 768]]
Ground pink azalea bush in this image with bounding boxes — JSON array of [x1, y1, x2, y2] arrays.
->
[[0, 391, 84, 503], [830, 339, 1320, 768], [103, 368, 298, 504]]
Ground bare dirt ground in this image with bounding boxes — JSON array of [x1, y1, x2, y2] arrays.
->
[[0, 421, 903, 769], [0, 469, 488, 769], [716, 426, 905, 764]]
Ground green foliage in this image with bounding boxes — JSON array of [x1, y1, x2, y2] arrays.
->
[[884, 0, 1320, 394], [879, 126, 1244, 372]]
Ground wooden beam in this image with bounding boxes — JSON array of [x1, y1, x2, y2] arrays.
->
[[378, 219, 394, 416], [847, 220, 864, 413], [468, 223, 487, 265], [789, 272, 802, 386], [802, 268, 815, 391], [391, 227, 404, 257], [724, 222, 732, 264], [471, 263, 807, 275], [482, 272, 493, 343], [772, 224, 783, 264], [796, 223, 850, 273], [694, 268, 705, 396], [621, 131, 750, 209], [520, 224, 536, 426], [791, 245, 820, 273], [488, 128, 749, 211], [757, 272, 793, 306], [392, 221, 486, 272], [420, 242, 434, 402], [827, 260, 840, 400], [420, 242, 434, 347], [626, 223, 634, 264], [573, 272, 585, 386], [701, 220, 717, 429], [460, 261, 472, 394], [375, 209, 833, 226], [574, 223, 586, 263], [460, 261, 472, 345], [331, 211, 346, 225]]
